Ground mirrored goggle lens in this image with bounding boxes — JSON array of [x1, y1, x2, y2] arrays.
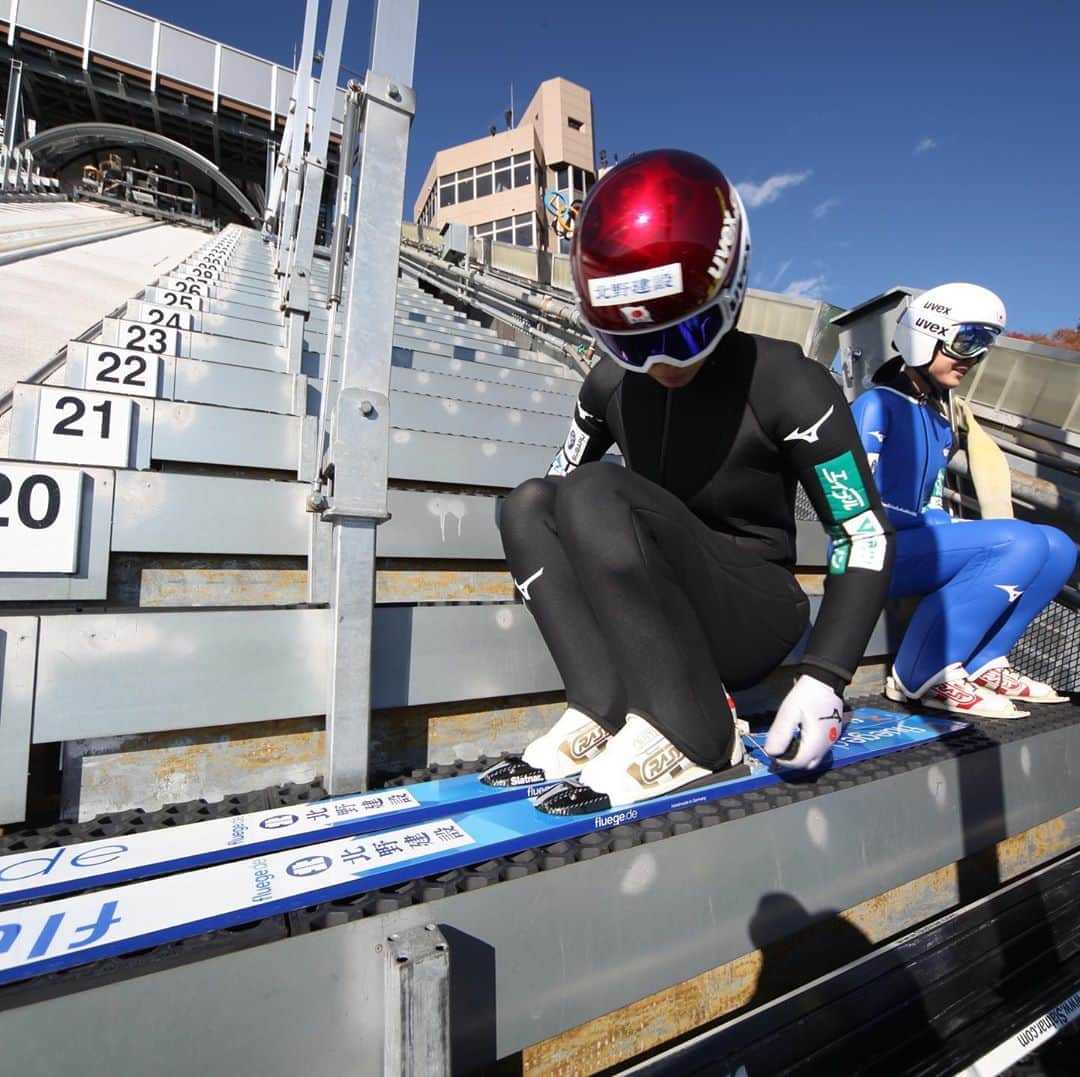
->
[[944, 324, 999, 360], [593, 304, 727, 370]]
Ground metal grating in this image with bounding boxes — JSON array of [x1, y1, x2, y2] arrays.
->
[[1011, 596, 1080, 694], [794, 483, 816, 521]]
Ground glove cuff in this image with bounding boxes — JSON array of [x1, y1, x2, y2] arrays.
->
[[794, 663, 847, 696]]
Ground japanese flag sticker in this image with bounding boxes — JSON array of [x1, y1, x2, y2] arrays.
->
[[620, 305, 653, 325]]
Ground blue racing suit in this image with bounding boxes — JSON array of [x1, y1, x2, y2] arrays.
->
[[850, 371, 1076, 694]]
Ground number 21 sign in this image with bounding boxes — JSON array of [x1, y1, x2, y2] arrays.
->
[[34, 388, 134, 468]]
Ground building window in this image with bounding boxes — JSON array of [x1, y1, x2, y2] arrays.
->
[[568, 117, 584, 131], [475, 161, 493, 198], [470, 214, 537, 248], [420, 187, 436, 226], [436, 153, 537, 207], [513, 151, 532, 188], [514, 212, 534, 247], [439, 175, 455, 207], [551, 164, 594, 202], [494, 157, 512, 192]]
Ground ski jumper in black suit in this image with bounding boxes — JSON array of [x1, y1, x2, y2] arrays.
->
[[498, 330, 895, 770]]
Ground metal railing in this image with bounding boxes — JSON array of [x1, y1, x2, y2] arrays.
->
[[263, 0, 420, 793], [78, 164, 199, 217]]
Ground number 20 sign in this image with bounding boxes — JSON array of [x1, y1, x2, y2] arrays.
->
[[0, 463, 83, 573], [34, 387, 134, 468]]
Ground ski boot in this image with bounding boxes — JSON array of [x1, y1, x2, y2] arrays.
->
[[480, 707, 610, 787]]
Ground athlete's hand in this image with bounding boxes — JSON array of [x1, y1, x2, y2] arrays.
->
[[764, 675, 847, 770]]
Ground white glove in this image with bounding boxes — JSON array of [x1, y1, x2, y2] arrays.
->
[[764, 675, 847, 771]]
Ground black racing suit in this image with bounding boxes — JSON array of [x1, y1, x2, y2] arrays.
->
[[499, 330, 895, 769]]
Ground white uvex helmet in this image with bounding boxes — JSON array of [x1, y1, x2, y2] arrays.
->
[[893, 283, 1006, 368]]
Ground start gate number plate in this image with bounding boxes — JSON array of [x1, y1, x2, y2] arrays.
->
[[83, 343, 162, 398], [34, 387, 134, 468], [0, 462, 83, 573]]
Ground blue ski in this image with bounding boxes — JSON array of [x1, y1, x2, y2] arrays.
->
[[0, 770, 563, 906], [0, 710, 963, 987]]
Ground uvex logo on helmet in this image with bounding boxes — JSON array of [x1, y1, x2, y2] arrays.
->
[[914, 317, 948, 335], [706, 189, 740, 297]]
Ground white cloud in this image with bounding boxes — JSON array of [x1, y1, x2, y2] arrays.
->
[[914, 136, 937, 155], [812, 198, 840, 220], [770, 258, 793, 287], [784, 275, 827, 299], [737, 170, 812, 209]]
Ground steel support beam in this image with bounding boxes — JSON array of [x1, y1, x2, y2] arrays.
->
[[3, 57, 21, 149], [323, 0, 418, 794], [385, 925, 451, 1076], [310, 84, 360, 452], [283, 0, 348, 372], [2, 57, 21, 188], [308, 83, 361, 605], [274, 0, 319, 275]]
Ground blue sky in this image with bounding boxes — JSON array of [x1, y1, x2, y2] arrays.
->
[[132, 0, 1078, 334]]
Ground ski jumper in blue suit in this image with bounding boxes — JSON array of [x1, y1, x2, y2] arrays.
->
[[850, 369, 1076, 694]]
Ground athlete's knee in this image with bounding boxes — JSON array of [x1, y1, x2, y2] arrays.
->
[[982, 519, 1050, 573], [555, 463, 641, 567], [555, 462, 629, 528], [1038, 524, 1078, 583], [499, 477, 556, 542]]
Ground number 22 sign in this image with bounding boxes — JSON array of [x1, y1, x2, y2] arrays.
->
[[34, 388, 134, 468], [83, 344, 161, 398]]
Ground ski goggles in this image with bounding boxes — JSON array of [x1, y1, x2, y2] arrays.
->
[[590, 302, 730, 372], [941, 323, 1000, 362]]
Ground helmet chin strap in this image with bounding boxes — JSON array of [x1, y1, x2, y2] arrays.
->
[[906, 365, 951, 413]]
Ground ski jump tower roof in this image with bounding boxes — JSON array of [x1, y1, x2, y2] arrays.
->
[[0, 0, 345, 201]]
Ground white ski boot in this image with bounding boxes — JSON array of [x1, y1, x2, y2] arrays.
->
[[885, 663, 1029, 719], [534, 714, 746, 812], [480, 707, 610, 787], [971, 657, 1069, 704]]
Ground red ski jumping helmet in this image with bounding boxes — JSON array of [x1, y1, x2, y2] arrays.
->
[[571, 149, 751, 372]]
